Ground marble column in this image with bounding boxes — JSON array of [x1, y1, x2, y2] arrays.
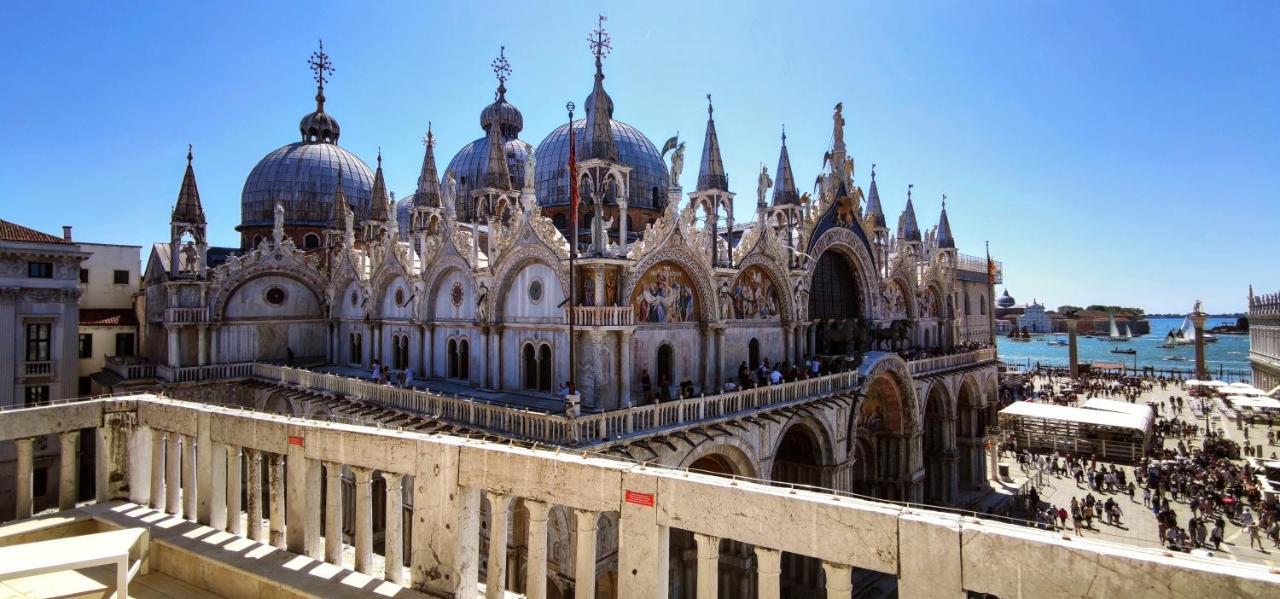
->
[[227, 446, 243, 535], [182, 435, 197, 519], [1065, 318, 1079, 378], [246, 449, 264, 542], [1192, 312, 1208, 380], [209, 441, 228, 531], [485, 492, 512, 599], [618, 201, 629, 251], [324, 462, 344, 565], [822, 561, 853, 599], [594, 266, 606, 307], [167, 326, 180, 368], [58, 431, 78, 510], [694, 533, 720, 599], [619, 330, 633, 408], [574, 509, 597, 599], [524, 500, 549, 599], [382, 472, 405, 584], [755, 547, 781, 599], [14, 437, 33, 519], [304, 458, 323, 560], [197, 326, 207, 366], [782, 326, 793, 368], [353, 467, 374, 574], [269, 454, 286, 548], [165, 432, 181, 515], [714, 327, 725, 388]]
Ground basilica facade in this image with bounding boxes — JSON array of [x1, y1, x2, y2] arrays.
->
[[142, 36, 995, 404]]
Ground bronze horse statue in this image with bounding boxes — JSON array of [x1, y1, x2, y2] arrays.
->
[[870, 319, 913, 352], [820, 318, 869, 355]]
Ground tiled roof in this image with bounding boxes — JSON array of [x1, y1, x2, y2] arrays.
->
[[80, 308, 139, 327], [0, 219, 70, 244]]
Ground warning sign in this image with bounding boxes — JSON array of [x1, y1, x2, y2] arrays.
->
[[624, 490, 654, 507]]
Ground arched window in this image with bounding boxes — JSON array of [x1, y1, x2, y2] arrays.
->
[[391, 335, 409, 370], [924, 328, 932, 348], [303, 233, 321, 249], [979, 294, 987, 316], [538, 344, 553, 392], [522, 343, 538, 391], [748, 338, 761, 369], [552, 213, 567, 230], [656, 344, 674, 387], [964, 293, 971, 316], [447, 339, 458, 379]]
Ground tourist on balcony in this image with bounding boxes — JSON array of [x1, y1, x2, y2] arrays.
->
[[372, 359, 382, 382], [658, 375, 672, 403], [769, 366, 782, 385], [640, 369, 653, 403], [680, 378, 695, 399], [737, 362, 751, 389], [401, 366, 414, 387], [557, 382, 570, 400]]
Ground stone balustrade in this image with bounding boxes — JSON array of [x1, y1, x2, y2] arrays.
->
[[105, 355, 157, 380], [146, 349, 994, 447], [0, 396, 1274, 598], [20, 360, 54, 377], [907, 348, 997, 377], [572, 305, 635, 327], [163, 307, 209, 323]]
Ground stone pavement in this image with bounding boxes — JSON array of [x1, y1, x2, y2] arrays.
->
[[1003, 375, 1280, 568]]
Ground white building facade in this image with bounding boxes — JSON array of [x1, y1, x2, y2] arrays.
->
[[1249, 288, 1280, 392], [75, 241, 141, 395]]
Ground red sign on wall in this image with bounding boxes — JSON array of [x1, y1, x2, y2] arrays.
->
[[288, 435, 304, 447], [625, 490, 654, 507]]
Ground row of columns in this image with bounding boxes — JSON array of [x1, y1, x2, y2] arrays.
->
[[479, 491, 602, 599], [690, 534, 853, 599], [10, 432, 83, 520]]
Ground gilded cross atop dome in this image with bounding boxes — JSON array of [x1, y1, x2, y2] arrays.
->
[[308, 39, 334, 94], [589, 15, 611, 65], [491, 46, 511, 100]]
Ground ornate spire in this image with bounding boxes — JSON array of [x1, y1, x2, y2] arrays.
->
[[582, 15, 618, 161], [898, 183, 921, 242], [936, 193, 955, 248], [300, 39, 340, 143], [696, 94, 728, 191], [864, 163, 885, 228], [482, 107, 513, 190], [771, 127, 798, 206], [172, 144, 205, 224], [329, 164, 352, 232], [415, 124, 442, 208], [369, 150, 391, 222]]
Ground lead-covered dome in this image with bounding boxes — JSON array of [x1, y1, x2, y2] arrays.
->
[[533, 120, 669, 211], [443, 90, 533, 222], [240, 142, 375, 229]]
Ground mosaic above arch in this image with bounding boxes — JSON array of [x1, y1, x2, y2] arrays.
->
[[726, 265, 781, 320], [631, 262, 698, 324]]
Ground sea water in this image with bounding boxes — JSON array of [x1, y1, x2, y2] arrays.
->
[[996, 317, 1251, 376]]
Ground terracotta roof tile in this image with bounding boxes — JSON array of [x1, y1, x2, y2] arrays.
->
[[80, 308, 138, 327], [0, 219, 70, 244]]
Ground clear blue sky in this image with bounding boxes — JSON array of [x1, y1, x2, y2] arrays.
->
[[2, 1, 1276, 313]]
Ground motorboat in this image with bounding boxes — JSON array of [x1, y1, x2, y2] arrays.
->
[[1110, 347, 1136, 355], [1164, 355, 1189, 362]]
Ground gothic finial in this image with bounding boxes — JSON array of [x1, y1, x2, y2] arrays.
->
[[589, 15, 612, 65], [187, 144, 193, 164], [422, 122, 434, 147], [942, 193, 947, 209], [908, 183, 913, 201], [781, 124, 786, 144], [491, 45, 511, 100], [707, 93, 713, 116], [308, 39, 334, 109], [377, 147, 382, 165], [871, 163, 876, 180]]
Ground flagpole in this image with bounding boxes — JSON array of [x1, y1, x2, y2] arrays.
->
[[986, 240, 997, 348], [567, 102, 578, 398]]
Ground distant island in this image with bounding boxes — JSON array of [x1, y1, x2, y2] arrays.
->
[[1146, 312, 1245, 319]]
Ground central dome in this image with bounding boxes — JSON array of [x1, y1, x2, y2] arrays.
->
[[240, 142, 375, 229], [533, 119, 669, 210]]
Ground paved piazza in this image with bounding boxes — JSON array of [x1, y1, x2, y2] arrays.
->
[[1007, 374, 1280, 568]]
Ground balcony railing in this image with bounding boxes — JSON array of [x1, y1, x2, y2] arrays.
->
[[163, 307, 208, 323], [0, 396, 1271, 599], [105, 355, 155, 380], [571, 306, 635, 327], [20, 360, 54, 377], [907, 348, 997, 377]]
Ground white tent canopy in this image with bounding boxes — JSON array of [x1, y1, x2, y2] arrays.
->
[[1000, 401, 1151, 432], [1186, 380, 1229, 388], [1226, 396, 1280, 411], [1082, 398, 1156, 429]]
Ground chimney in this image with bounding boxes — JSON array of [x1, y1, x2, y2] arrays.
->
[[62, 226, 72, 241]]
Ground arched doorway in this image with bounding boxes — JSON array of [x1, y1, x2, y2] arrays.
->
[[809, 250, 863, 355], [924, 385, 953, 505], [748, 338, 760, 369], [771, 424, 829, 597], [955, 378, 986, 490], [538, 344, 553, 393], [522, 344, 538, 390], [852, 373, 913, 501], [447, 339, 459, 378], [656, 344, 673, 390], [458, 339, 470, 383]]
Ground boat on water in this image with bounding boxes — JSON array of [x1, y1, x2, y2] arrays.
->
[[1111, 347, 1136, 355], [1006, 327, 1032, 342], [1108, 314, 1130, 342], [1164, 355, 1189, 362], [1047, 334, 1068, 347]]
